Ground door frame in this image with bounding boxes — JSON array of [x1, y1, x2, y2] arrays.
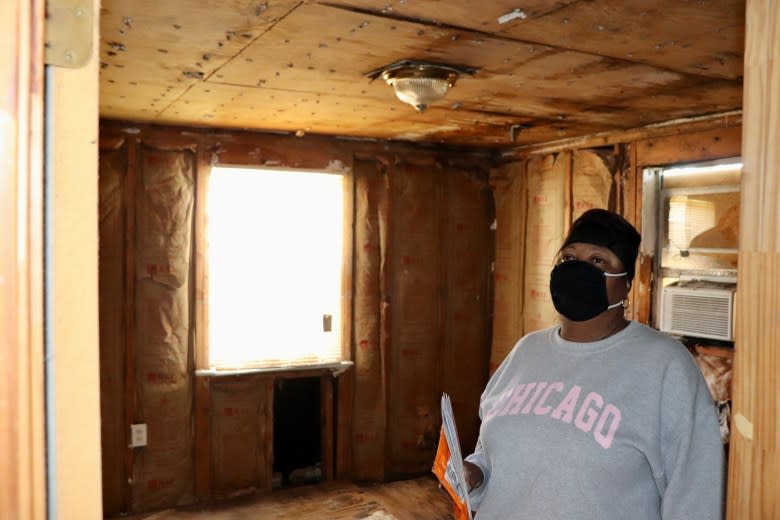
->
[[0, 0, 46, 517]]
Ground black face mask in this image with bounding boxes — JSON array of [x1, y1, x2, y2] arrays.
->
[[549, 260, 627, 322]]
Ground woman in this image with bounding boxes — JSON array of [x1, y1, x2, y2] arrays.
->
[[463, 208, 724, 519]]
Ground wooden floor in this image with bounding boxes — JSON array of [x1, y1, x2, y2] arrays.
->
[[122, 477, 454, 520]]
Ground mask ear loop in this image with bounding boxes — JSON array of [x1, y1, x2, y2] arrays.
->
[[603, 272, 630, 311]]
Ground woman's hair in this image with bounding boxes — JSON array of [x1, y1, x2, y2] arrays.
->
[[559, 209, 642, 281]]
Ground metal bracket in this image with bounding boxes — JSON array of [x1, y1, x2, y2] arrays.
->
[[44, 0, 93, 68]]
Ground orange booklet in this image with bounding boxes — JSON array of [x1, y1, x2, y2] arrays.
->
[[431, 393, 473, 520]]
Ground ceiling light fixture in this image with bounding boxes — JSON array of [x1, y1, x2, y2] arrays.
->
[[365, 59, 477, 113]]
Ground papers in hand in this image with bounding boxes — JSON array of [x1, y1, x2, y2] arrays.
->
[[432, 393, 473, 520]]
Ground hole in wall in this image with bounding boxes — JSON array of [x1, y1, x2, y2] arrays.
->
[[273, 377, 322, 489]]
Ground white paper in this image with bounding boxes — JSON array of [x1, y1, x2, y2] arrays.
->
[[441, 393, 473, 519]]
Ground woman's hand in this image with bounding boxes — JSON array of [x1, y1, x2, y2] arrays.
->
[[463, 460, 484, 491]]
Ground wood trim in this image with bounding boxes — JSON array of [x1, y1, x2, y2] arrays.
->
[[0, 0, 45, 517]]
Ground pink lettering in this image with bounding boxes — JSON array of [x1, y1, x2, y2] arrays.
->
[[484, 381, 623, 450], [484, 387, 514, 421], [594, 404, 622, 449], [574, 392, 604, 433], [533, 382, 564, 415], [551, 385, 581, 423], [520, 382, 549, 414], [503, 383, 536, 415]]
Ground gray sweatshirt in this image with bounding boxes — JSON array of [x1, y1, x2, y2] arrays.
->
[[465, 321, 724, 519]]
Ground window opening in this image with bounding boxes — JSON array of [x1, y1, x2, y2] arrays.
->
[[206, 165, 346, 370], [644, 158, 741, 342]]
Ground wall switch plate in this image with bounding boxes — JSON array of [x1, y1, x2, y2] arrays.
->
[[129, 423, 147, 447]]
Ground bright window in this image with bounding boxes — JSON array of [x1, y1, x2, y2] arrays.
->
[[206, 166, 345, 370], [668, 196, 716, 250]]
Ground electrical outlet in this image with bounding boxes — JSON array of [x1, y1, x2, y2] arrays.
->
[[130, 423, 147, 448]]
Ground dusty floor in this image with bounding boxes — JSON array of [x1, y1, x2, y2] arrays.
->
[[121, 477, 454, 520]]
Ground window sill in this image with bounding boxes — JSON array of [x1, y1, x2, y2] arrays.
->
[[195, 360, 353, 378]]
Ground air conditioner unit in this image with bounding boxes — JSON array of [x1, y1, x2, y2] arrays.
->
[[660, 281, 736, 341]]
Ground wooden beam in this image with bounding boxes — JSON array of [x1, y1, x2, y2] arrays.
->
[[503, 111, 742, 158], [334, 369, 354, 479], [193, 377, 211, 500], [635, 126, 742, 167], [320, 375, 335, 482], [727, 1, 780, 518], [123, 137, 137, 513], [194, 147, 211, 370]]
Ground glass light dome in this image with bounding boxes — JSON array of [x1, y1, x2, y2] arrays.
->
[[389, 76, 452, 112]]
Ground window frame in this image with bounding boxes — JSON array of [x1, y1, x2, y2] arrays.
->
[[643, 158, 741, 328], [194, 161, 354, 372]]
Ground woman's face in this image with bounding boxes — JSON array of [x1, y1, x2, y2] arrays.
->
[[558, 242, 629, 305]]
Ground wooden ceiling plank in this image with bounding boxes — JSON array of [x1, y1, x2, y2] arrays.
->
[[330, 0, 745, 80], [100, 0, 300, 120], [324, 1, 582, 33], [214, 3, 461, 90], [98, 0, 745, 147], [163, 81, 550, 147], [498, 0, 745, 80]]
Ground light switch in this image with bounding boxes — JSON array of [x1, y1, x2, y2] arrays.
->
[[130, 423, 147, 447]]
